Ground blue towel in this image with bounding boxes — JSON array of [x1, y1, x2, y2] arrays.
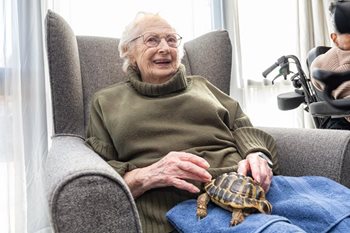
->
[[166, 176, 350, 233]]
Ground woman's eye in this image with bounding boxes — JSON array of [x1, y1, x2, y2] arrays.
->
[[146, 36, 159, 43], [167, 37, 177, 43]]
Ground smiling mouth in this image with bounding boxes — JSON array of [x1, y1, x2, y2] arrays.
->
[[154, 59, 171, 65]]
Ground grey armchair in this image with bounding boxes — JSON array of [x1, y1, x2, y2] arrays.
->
[[45, 10, 350, 233]]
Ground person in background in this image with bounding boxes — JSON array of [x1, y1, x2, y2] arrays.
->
[[85, 12, 277, 233], [310, 0, 350, 130]]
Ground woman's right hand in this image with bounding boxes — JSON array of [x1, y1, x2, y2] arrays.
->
[[123, 151, 212, 198]]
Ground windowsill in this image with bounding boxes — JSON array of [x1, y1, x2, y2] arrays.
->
[[247, 78, 292, 87], [0, 67, 4, 96]]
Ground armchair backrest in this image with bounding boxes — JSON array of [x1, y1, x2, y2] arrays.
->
[[46, 10, 232, 137]]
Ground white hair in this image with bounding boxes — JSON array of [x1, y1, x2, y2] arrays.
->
[[118, 12, 184, 73]]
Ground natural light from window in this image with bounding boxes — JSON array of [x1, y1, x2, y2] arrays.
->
[[50, 0, 213, 42], [237, 0, 303, 128], [238, 0, 298, 82]]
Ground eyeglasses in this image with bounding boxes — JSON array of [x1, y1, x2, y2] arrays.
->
[[130, 32, 182, 48]]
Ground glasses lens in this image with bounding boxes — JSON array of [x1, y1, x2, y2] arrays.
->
[[144, 34, 160, 47], [166, 34, 180, 48], [142, 33, 182, 48]]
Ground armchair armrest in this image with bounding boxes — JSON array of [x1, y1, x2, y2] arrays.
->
[[260, 127, 350, 188], [45, 135, 142, 233]]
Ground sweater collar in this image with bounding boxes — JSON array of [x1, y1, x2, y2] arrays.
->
[[127, 64, 188, 97]]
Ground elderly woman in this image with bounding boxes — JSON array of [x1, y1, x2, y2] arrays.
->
[[86, 12, 277, 233]]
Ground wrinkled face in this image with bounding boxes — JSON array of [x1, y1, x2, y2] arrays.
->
[[332, 33, 350, 50], [129, 19, 180, 84]]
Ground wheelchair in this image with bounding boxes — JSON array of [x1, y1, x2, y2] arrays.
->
[[262, 49, 350, 129], [262, 0, 350, 129]]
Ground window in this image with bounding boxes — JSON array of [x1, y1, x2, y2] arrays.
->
[[238, 0, 298, 82], [49, 0, 213, 42], [237, 0, 303, 128]]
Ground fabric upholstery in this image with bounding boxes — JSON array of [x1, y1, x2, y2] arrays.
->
[[261, 127, 350, 188], [76, 36, 125, 131], [46, 136, 142, 233], [184, 31, 231, 95], [46, 10, 85, 136]]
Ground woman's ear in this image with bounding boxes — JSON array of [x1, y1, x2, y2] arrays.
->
[[129, 55, 136, 67], [331, 33, 338, 45], [127, 46, 136, 64], [128, 54, 139, 71]]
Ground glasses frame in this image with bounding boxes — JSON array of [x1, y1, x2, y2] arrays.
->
[[129, 32, 182, 48]]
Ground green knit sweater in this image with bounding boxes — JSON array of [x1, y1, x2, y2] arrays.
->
[[86, 65, 278, 233]]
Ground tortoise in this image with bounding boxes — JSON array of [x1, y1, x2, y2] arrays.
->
[[196, 171, 272, 226]]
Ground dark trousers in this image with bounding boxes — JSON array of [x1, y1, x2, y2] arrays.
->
[[321, 117, 350, 130]]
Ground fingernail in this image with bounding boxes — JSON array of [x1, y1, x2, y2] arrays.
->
[[255, 176, 261, 184], [205, 172, 212, 179]]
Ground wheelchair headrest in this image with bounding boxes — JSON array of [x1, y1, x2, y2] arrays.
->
[[333, 0, 350, 34]]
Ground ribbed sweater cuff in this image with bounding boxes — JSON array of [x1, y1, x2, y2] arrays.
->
[[231, 127, 276, 158], [232, 126, 279, 174], [108, 160, 137, 177]]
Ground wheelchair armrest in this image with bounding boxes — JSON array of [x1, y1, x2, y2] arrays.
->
[[312, 69, 350, 110], [309, 101, 350, 118], [277, 91, 305, 110], [45, 135, 142, 233]]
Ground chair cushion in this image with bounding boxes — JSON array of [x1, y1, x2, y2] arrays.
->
[[76, 36, 125, 131], [184, 30, 232, 95]]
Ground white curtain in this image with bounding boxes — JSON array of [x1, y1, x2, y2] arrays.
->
[[222, 0, 333, 128], [295, 0, 332, 128], [0, 0, 51, 232], [221, 0, 244, 103], [297, 0, 332, 66]]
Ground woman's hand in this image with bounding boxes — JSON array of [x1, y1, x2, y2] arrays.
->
[[237, 152, 273, 192], [124, 151, 212, 198]]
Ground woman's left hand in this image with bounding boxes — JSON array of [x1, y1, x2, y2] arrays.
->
[[237, 152, 273, 192]]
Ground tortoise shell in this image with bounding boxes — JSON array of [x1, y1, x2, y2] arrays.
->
[[197, 172, 272, 226]]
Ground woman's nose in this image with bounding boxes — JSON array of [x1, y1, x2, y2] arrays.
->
[[158, 38, 170, 49]]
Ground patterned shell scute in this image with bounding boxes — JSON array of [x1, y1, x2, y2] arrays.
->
[[205, 172, 271, 214]]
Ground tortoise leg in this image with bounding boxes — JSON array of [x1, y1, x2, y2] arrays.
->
[[230, 209, 245, 226], [196, 193, 210, 220]]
